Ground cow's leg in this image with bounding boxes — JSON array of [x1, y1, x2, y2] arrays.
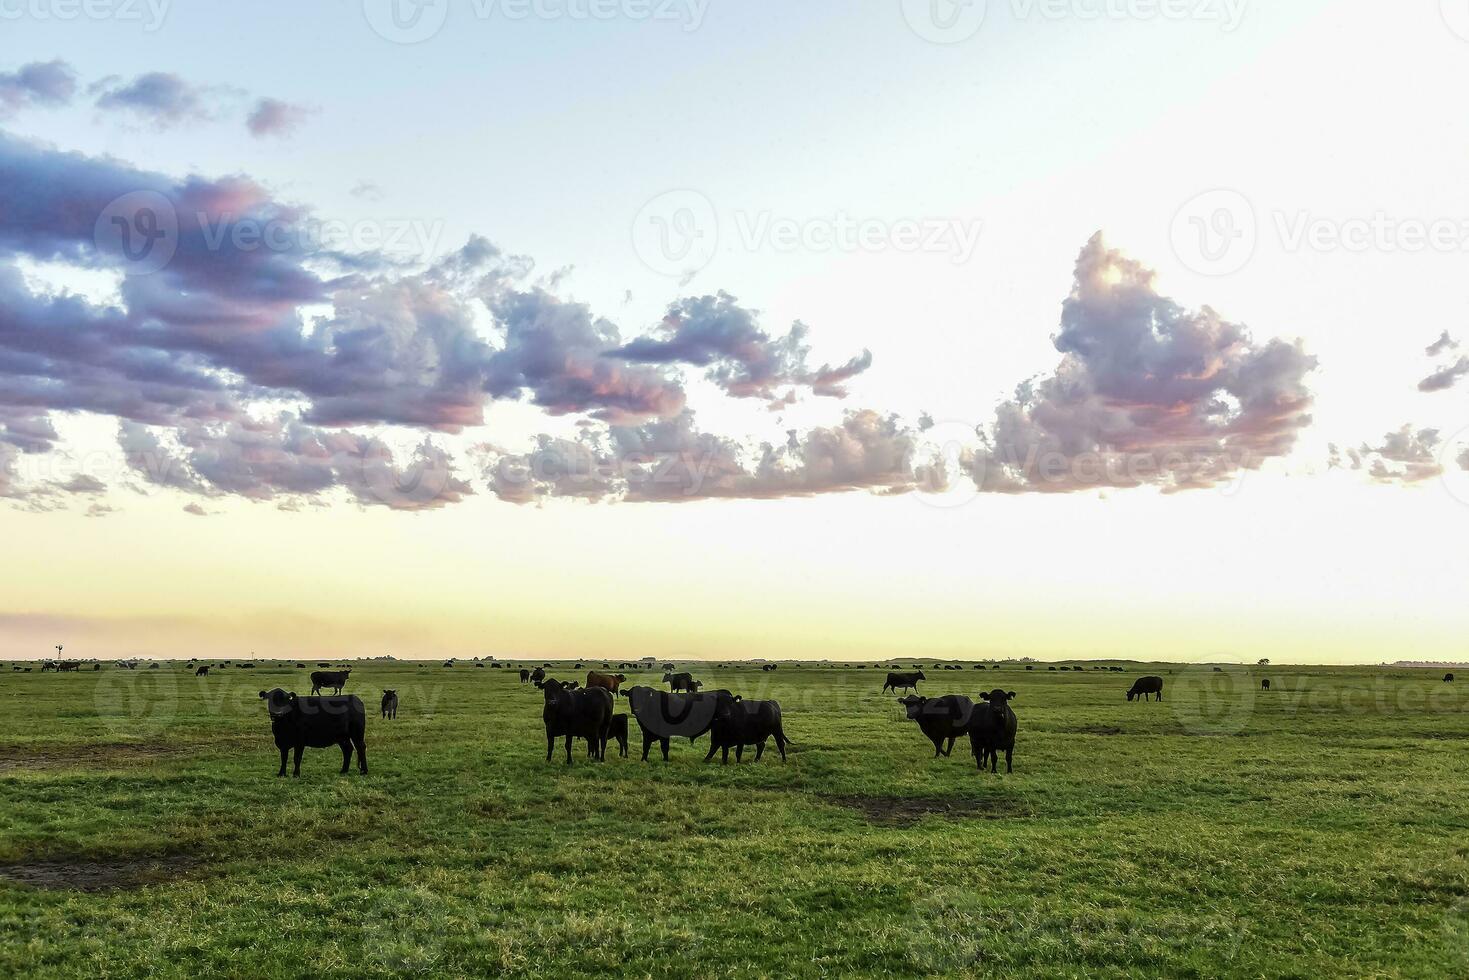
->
[[721, 745, 730, 765], [340, 739, 352, 774], [277, 746, 288, 777], [564, 736, 573, 765], [944, 737, 955, 757], [703, 741, 718, 762], [546, 731, 556, 762], [660, 737, 671, 761], [755, 740, 766, 761], [355, 736, 367, 774], [640, 732, 653, 761], [1004, 747, 1013, 774], [292, 745, 304, 777]]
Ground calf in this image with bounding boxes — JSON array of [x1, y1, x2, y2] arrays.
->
[[882, 670, 926, 694], [310, 669, 351, 696], [587, 670, 627, 695], [258, 688, 367, 777], [663, 671, 698, 692], [968, 690, 1017, 773], [1126, 676, 1164, 702], [541, 679, 614, 764], [898, 694, 975, 758], [1262, 679, 1271, 691], [704, 698, 791, 764], [609, 714, 629, 757], [381, 690, 398, 719]]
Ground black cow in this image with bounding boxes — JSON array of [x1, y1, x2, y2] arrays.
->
[[520, 669, 531, 683], [195, 665, 210, 677], [1262, 679, 1271, 691], [541, 679, 613, 764], [625, 686, 739, 761], [1446, 673, 1455, 683], [898, 694, 975, 757], [311, 669, 351, 696], [663, 671, 697, 692], [968, 690, 1017, 773], [258, 688, 367, 777], [381, 690, 398, 719], [530, 667, 546, 684], [703, 699, 791, 764], [1126, 676, 1164, 702], [883, 670, 926, 694], [609, 714, 629, 757]]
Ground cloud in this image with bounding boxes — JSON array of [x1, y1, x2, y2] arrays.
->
[[1427, 331, 1459, 358], [350, 181, 385, 202], [91, 72, 216, 128], [1347, 425, 1444, 485], [182, 502, 207, 516], [608, 292, 872, 404], [0, 59, 77, 116], [245, 98, 312, 138], [1419, 357, 1469, 393], [962, 234, 1316, 494]]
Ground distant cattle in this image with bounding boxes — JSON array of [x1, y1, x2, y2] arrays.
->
[[541, 679, 614, 764], [381, 690, 398, 719], [882, 671, 926, 694], [587, 671, 627, 695], [1262, 679, 1271, 691], [56, 661, 81, 672], [476, 663, 485, 669], [195, 665, 211, 677], [520, 669, 531, 683], [1446, 674, 1455, 683], [703, 698, 791, 764], [296, 663, 306, 668], [258, 688, 367, 777], [240, 663, 255, 669], [968, 690, 1017, 773], [608, 714, 629, 757], [625, 686, 739, 761], [444, 661, 453, 668], [663, 671, 697, 692], [898, 694, 975, 758], [310, 669, 351, 696], [318, 662, 331, 667], [1126, 676, 1165, 702]]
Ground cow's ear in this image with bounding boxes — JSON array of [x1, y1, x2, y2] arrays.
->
[[979, 692, 992, 701], [1007, 691, 1016, 700], [258, 690, 268, 699]]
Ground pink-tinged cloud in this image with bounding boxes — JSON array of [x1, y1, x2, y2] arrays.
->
[[0, 59, 77, 116], [245, 98, 312, 138]]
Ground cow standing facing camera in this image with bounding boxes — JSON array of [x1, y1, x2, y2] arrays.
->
[[259, 688, 367, 778]]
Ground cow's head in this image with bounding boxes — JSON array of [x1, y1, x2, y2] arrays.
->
[[259, 689, 297, 718], [915, 670, 927, 680], [661, 672, 675, 683], [615, 674, 627, 683], [980, 690, 1015, 710], [382, 689, 396, 698], [540, 678, 567, 701], [898, 694, 928, 720]]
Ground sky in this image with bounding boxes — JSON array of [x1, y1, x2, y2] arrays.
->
[[1, 0, 1468, 663]]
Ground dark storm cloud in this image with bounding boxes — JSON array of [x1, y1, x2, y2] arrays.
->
[[962, 234, 1316, 494]]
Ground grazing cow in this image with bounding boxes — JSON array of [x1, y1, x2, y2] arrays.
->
[[240, 663, 255, 669], [444, 661, 454, 668], [703, 698, 791, 764], [1126, 676, 1165, 702], [663, 671, 697, 692], [381, 690, 398, 719], [625, 686, 740, 761], [541, 679, 614, 764], [318, 662, 331, 667], [311, 669, 351, 696], [195, 665, 210, 677], [1446, 673, 1455, 683], [476, 663, 485, 669], [609, 714, 629, 757], [296, 663, 306, 668], [882, 670, 926, 694], [520, 669, 531, 683], [968, 690, 1018, 773], [587, 671, 627, 695], [1262, 679, 1271, 691], [898, 695, 976, 757], [258, 688, 367, 777]]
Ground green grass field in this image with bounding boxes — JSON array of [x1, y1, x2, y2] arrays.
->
[[2, 660, 1468, 978]]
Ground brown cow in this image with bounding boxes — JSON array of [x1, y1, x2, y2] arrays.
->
[[587, 670, 627, 695]]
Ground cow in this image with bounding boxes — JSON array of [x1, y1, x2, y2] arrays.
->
[[882, 670, 926, 694], [195, 665, 210, 677], [624, 686, 739, 761], [520, 669, 531, 683], [587, 671, 627, 695], [1126, 676, 1165, 702], [898, 694, 975, 758], [258, 688, 367, 777], [663, 671, 698, 692], [1446, 673, 1456, 683], [311, 669, 351, 696], [318, 662, 331, 667], [56, 661, 81, 672], [530, 667, 546, 684], [296, 663, 306, 669], [703, 698, 791, 764], [609, 714, 629, 757], [381, 690, 398, 719], [1262, 679, 1271, 691], [968, 690, 1017, 773], [540, 679, 614, 764]]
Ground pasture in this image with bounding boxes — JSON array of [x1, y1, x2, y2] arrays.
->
[[2, 661, 1468, 977]]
